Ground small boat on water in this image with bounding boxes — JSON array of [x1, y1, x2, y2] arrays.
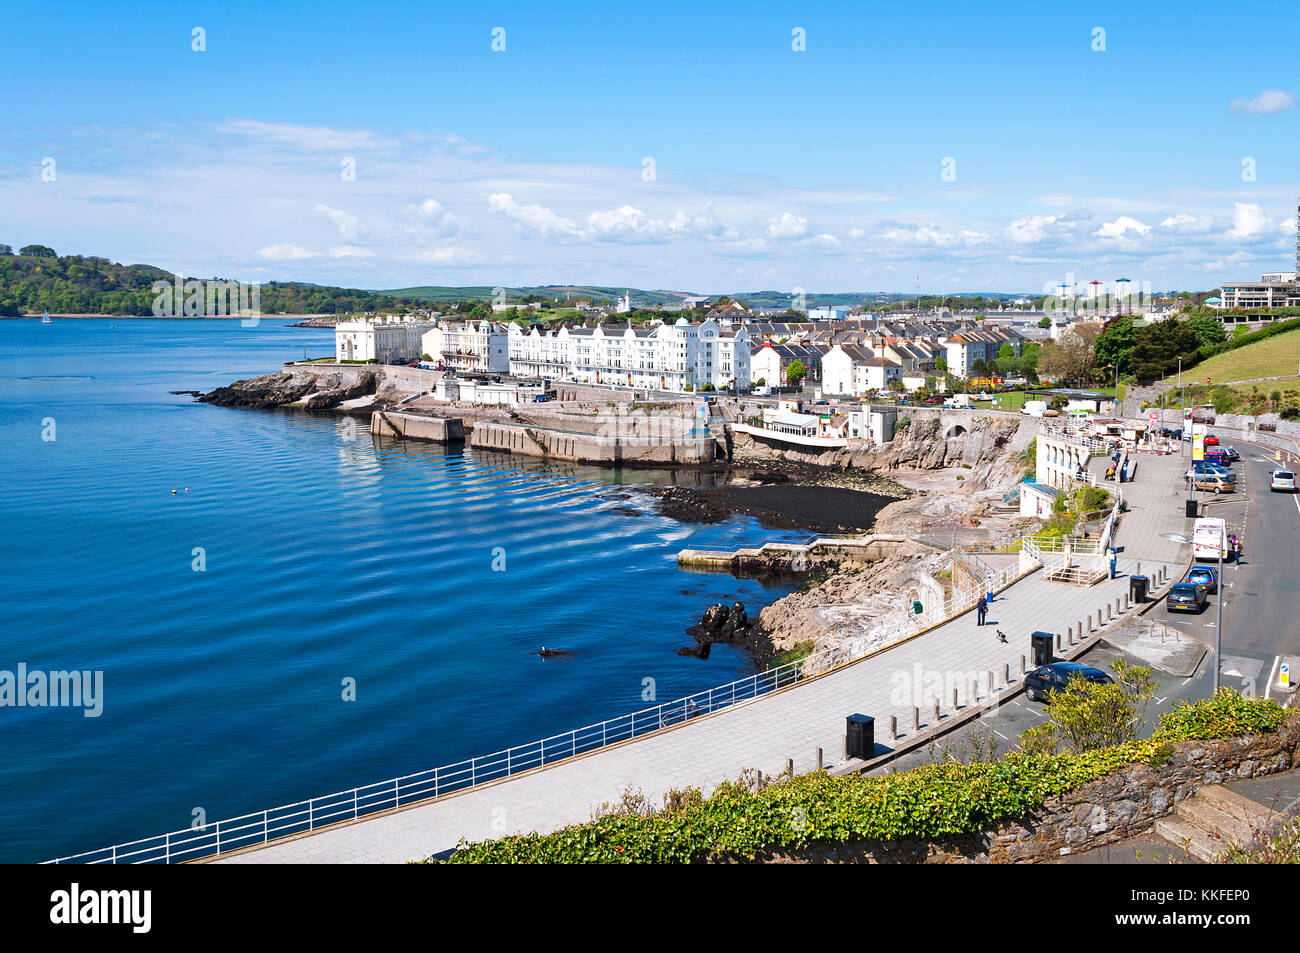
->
[[40, 311, 52, 324]]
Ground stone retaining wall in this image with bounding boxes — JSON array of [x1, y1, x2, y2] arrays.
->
[[470, 421, 717, 465], [370, 411, 464, 442]]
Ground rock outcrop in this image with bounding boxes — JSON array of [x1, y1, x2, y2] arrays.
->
[[680, 601, 759, 658], [200, 370, 376, 409], [732, 414, 1033, 493], [755, 550, 952, 658]]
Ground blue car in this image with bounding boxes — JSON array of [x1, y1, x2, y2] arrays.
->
[[1185, 565, 1218, 593]]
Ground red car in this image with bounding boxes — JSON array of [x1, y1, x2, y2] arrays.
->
[[1204, 435, 1219, 446]]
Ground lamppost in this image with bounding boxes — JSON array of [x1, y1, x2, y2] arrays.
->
[[1161, 529, 1224, 694]]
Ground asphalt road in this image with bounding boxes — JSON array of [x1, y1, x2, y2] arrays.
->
[[878, 640, 1214, 773], [1142, 437, 1300, 700], [877, 436, 1299, 771]]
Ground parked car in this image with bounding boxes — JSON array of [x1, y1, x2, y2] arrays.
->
[[1185, 463, 1235, 482], [532, 394, 553, 403], [1193, 475, 1235, 494], [1024, 662, 1114, 702], [1185, 565, 1218, 593], [1270, 469, 1297, 492], [1219, 446, 1240, 462], [1203, 450, 1232, 467], [1166, 582, 1209, 613], [1204, 435, 1220, 446]]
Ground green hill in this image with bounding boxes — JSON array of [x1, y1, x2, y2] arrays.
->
[[1193, 324, 1300, 384], [0, 248, 427, 316]]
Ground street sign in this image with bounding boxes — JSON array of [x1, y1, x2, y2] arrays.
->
[[1282, 664, 1290, 689]]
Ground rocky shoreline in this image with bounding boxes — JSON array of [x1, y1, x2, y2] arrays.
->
[[198, 368, 381, 411]]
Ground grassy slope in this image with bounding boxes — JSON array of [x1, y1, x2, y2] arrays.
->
[[1193, 328, 1300, 384]]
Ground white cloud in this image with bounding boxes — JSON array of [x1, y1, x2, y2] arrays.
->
[[1005, 214, 1072, 244], [1094, 216, 1151, 240], [314, 204, 365, 241], [221, 119, 399, 151], [1229, 89, 1297, 115], [407, 198, 459, 237], [1158, 213, 1215, 233], [584, 204, 666, 242], [487, 192, 579, 239], [880, 223, 986, 247], [328, 245, 374, 258], [411, 246, 486, 265], [1226, 203, 1274, 241], [257, 244, 315, 260], [766, 213, 808, 239]]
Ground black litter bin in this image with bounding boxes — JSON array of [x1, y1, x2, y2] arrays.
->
[[845, 714, 875, 760], [1031, 631, 1054, 667], [1130, 575, 1149, 603], [1185, 498, 1198, 518]]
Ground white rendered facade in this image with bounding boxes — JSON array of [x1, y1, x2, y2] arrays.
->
[[335, 317, 434, 363], [505, 318, 750, 391]]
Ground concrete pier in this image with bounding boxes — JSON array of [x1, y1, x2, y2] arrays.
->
[[370, 411, 464, 442]]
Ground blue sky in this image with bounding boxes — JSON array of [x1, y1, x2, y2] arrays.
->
[[2, 0, 1297, 294]]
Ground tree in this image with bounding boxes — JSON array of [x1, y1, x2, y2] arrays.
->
[[995, 343, 1019, 377], [1094, 315, 1137, 375], [785, 359, 806, 387], [1038, 316, 1051, 329], [1184, 314, 1227, 348], [1017, 661, 1156, 755], [1039, 321, 1101, 385], [19, 244, 56, 258], [1128, 319, 1202, 384], [970, 358, 989, 378]]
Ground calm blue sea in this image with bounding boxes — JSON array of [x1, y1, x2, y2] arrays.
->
[[0, 318, 799, 862]]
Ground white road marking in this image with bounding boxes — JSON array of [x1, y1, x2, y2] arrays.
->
[[1265, 655, 1281, 701]]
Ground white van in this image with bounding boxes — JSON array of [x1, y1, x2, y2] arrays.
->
[[1192, 517, 1230, 561]]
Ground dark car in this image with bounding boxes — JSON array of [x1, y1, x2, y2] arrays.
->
[[1185, 565, 1218, 593], [1024, 662, 1114, 702], [1166, 582, 1208, 613], [1203, 449, 1232, 467]]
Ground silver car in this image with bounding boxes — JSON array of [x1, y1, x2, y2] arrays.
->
[[1270, 469, 1297, 492]]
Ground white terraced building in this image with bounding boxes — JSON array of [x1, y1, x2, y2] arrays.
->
[[506, 318, 750, 391], [421, 320, 509, 374], [334, 316, 435, 363]]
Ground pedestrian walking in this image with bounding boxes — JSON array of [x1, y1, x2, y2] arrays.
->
[[976, 594, 987, 626]]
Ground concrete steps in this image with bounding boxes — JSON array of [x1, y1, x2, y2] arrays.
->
[[1154, 787, 1270, 862]]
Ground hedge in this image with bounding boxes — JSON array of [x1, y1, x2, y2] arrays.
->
[[436, 692, 1288, 864]]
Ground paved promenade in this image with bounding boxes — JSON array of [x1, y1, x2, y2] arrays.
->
[[216, 432, 1195, 864]]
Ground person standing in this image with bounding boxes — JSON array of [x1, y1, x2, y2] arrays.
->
[[976, 594, 987, 626]]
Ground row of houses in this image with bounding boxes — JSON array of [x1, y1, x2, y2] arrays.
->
[[333, 314, 1023, 396], [749, 324, 1024, 396], [334, 315, 751, 390]]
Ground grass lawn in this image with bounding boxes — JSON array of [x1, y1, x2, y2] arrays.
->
[[1193, 328, 1300, 384]]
